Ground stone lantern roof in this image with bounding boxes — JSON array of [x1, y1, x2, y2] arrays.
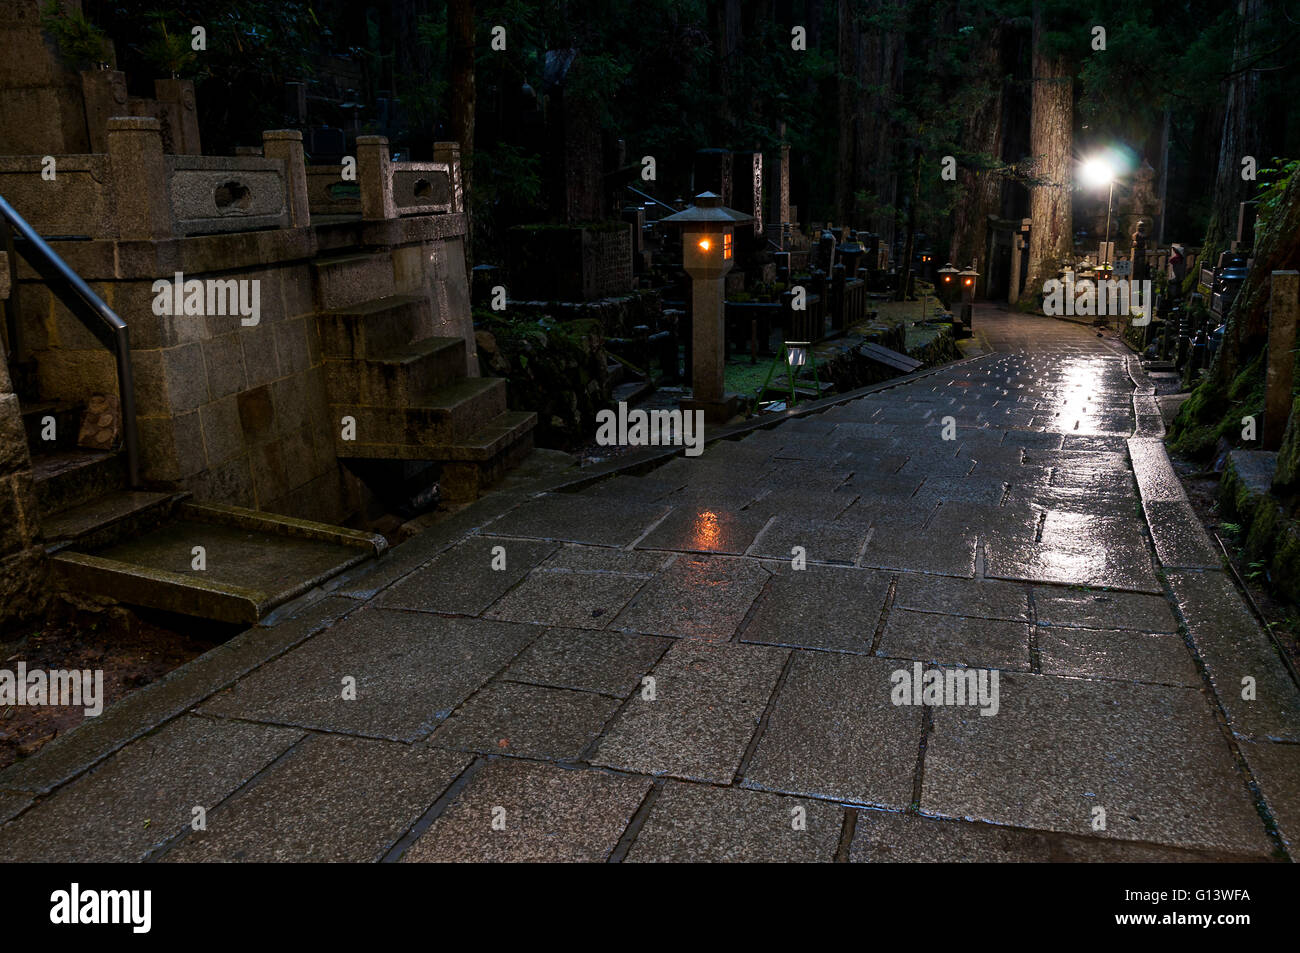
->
[[661, 192, 753, 225]]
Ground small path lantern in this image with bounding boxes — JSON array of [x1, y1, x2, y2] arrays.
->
[[957, 263, 979, 337], [937, 261, 959, 309], [663, 192, 753, 422]]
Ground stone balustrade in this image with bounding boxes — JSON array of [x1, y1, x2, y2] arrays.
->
[[0, 122, 464, 241]]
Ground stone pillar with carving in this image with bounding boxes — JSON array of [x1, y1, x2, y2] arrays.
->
[[154, 78, 202, 155]]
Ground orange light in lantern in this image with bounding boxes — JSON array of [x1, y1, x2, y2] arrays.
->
[[698, 238, 712, 252]]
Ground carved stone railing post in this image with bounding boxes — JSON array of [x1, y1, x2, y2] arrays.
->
[[263, 129, 311, 228], [106, 117, 171, 240], [433, 141, 463, 214], [356, 135, 396, 221]]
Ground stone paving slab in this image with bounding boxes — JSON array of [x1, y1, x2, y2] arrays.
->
[[401, 760, 650, 862], [164, 735, 471, 862], [625, 781, 843, 862], [612, 554, 770, 639], [0, 716, 303, 862], [1168, 570, 1300, 742], [504, 627, 673, 696], [743, 652, 923, 806], [1143, 499, 1223, 569], [987, 514, 1161, 592], [740, 566, 891, 653], [892, 573, 1031, 622], [540, 543, 671, 575], [921, 673, 1273, 855], [0, 792, 32, 825], [850, 809, 1242, 862], [376, 536, 559, 615], [430, 681, 620, 760], [859, 528, 978, 576], [747, 516, 869, 564], [878, 609, 1031, 670], [1033, 586, 1178, 632], [635, 504, 770, 555], [590, 640, 788, 783], [1239, 741, 1300, 851], [199, 609, 538, 741], [484, 567, 652, 629], [1036, 626, 1200, 686], [483, 494, 669, 546]]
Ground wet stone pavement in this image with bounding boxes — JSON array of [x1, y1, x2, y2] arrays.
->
[[3, 308, 1299, 862]]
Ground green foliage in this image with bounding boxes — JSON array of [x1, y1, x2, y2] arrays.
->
[[40, 0, 111, 69], [139, 15, 199, 78], [1256, 157, 1300, 230]]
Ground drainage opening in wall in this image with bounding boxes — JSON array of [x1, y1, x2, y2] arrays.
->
[[214, 180, 252, 210]]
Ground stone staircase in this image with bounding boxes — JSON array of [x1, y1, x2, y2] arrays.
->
[[19, 398, 180, 552], [313, 252, 536, 501], [12, 393, 387, 625]]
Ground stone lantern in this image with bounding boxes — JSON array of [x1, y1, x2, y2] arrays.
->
[[937, 262, 959, 309], [663, 192, 753, 422], [957, 263, 979, 337]]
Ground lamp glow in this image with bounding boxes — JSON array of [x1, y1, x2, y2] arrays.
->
[[1080, 156, 1114, 188], [698, 238, 711, 252]]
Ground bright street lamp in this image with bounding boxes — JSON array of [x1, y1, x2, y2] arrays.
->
[[1080, 156, 1116, 268]]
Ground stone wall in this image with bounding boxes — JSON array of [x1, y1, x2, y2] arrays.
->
[[4, 126, 477, 526], [0, 0, 89, 156], [0, 280, 47, 624]]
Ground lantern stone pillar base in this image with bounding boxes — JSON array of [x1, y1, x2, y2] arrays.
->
[[681, 392, 742, 424]]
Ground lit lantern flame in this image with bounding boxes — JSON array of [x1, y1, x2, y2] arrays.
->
[[964, 278, 973, 286], [698, 238, 712, 252]]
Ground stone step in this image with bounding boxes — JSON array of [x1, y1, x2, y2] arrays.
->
[[317, 294, 431, 359], [31, 448, 126, 516], [311, 251, 396, 311], [52, 501, 387, 625], [332, 376, 508, 458], [323, 336, 466, 407], [41, 488, 184, 552], [434, 411, 538, 502], [20, 399, 82, 452]]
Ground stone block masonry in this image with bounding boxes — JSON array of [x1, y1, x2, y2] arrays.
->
[[0, 331, 47, 624], [4, 122, 480, 527]]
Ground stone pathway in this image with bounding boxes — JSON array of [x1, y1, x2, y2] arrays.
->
[[3, 307, 1298, 862]]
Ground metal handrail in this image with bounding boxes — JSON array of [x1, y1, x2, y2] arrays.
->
[[0, 194, 140, 488], [625, 185, 676, 213]]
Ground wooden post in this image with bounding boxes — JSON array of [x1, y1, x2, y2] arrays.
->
[[1264, 271, 1299, 450]]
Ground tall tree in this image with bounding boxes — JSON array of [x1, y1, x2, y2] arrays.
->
[[448, 0, 476, 260], [1023, 0, 1073, 299], [1202, 0, 1266, 265], [948, 13, 1008, 284]]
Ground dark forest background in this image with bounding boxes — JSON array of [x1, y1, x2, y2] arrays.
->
[[69, 0, 1300, 299]]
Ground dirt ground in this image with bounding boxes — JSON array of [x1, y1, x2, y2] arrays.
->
[[0, 603, 228, 770]]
